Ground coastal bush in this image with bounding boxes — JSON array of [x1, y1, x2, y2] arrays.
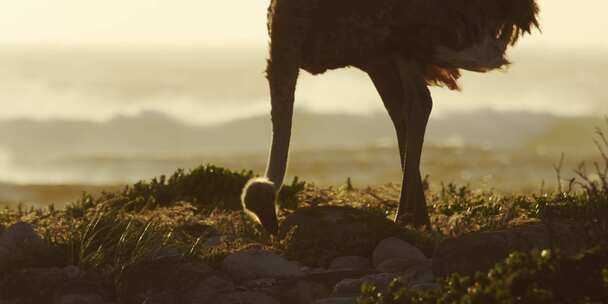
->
[[359, 246, 608, 304]]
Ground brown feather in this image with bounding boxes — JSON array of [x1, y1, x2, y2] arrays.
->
[[269, 0, 540, 90]]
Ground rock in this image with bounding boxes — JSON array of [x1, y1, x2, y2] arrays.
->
[[279, 206, 401, 266], [53, 277, 108, 304], [0, 222, 50, 272], [215, 291, 279, 304], [242, 278, 279, 290], [196, 276, 235, 295], [63, 265, 84, 280], [275, 270, 380, 304], [375, 257, 430, 273], [433, 220, 589, 276], [221, 249, 303, 281], [372, 237, 426, 268], [0, 266, 89, 301], [402, 264, 435, 286], [329, 256, 370, 270], [279, 280, 331, 304], [0, 222, 40, 244], [332, 273, 400, 297], [314, 297, 357, 304], [117, 256, 230, 304], [54, 293, 105, 304], [409, 282, 441, 291]]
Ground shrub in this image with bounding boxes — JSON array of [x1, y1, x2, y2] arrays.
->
[[358, 246, 608, 304], [73, 165, 304, 213]]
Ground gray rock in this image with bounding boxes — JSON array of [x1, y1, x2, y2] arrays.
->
[[196, 276, 235, 294], [402, 264, 435, 285], [314, 297, 357, 304], [117, 256, 226, 304], [372, 237, 426, 268], [54, 293, 105, 304], [221, 249, 303, 281], [0, 222, 40, 244], [52, 273, 109, 304], [409, 282, 441, 291], [279, 206, 400, 266], [0, 266, 100, 302], [433, 220, 588, 276], [242, 278, 279, 289], [329, 256, 370, 270], [332, 273, 400, 297], [1, 267, 66, 299], [0, 222, 49, 272], [215, 291, 279, 304], [63, 265, 84, 280], [278, 279, 332, 304], [375, 257, 430, 273]]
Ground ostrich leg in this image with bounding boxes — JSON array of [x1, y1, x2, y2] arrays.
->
[[362, 59, 408, 171], [394, 57, 432, 228], [361, 57, 431, 228]]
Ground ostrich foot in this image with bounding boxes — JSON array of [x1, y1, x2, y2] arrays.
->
[[241, 177, 279, 235]]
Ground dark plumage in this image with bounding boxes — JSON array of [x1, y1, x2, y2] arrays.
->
[[242, 0, 540, 234], [292, 0, 540, 89]]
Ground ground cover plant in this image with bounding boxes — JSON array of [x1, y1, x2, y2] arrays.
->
[[358, 246, 608, 304]]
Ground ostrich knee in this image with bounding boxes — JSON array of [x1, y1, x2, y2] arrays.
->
[[241, 177, 279, 235]]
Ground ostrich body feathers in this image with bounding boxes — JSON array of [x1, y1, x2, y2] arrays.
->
[[269, 0, 540, 90]]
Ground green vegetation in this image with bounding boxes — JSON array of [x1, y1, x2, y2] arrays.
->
[[73, 165, 305, 213], [359, 246, 608, 304]]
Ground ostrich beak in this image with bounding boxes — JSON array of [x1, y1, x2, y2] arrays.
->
[[257, 206, 279, 236]]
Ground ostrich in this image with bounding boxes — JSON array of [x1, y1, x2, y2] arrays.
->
[[241, 0, 540, 234]]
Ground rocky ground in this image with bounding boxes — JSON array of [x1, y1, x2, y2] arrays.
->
[[0, 204, 591, 304], [0, 164, 606, 303]]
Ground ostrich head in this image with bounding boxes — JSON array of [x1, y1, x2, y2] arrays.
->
[[241, 177, 279, 235]]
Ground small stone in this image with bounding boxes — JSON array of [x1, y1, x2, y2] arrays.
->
[[5, 267, 69, 300], [0, 222, 49, 272], [242, 278, 278, 289], [332, 273, 399, 297], [117, 256, 218, 303], [402, 264, 435, 285], [63, 266, 83, 280], [196, 276, 235, 294], [409, 282, 441, 291], [375, 257, 430, 273], [221, 249, 303, 281], [215, 291, 279, 304], [433, 220, 588, 276], [314, 297, 357, 304], [329, 256, 370, 270], [372, 237, 425, 268], [54, 293, 105, 304], [53, 276, 108, 304], [0, 222, 40, 244]]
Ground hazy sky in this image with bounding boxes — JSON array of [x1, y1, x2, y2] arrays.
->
[[0, 1, 607, 48], [0, 1, 606, 125]]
